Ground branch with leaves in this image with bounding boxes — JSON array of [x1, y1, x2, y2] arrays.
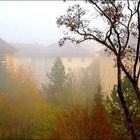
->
[[57, 0, 140, 104]]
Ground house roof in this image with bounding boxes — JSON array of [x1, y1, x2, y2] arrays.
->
[[13, 42, 93, 58], [0, 38, 16, 54]]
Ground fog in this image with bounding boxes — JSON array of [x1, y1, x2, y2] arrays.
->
[[0, 1, 86, 45], [0, 1, 105, 46], [0, 1, 137, 140], [0, 2, 106, 138]]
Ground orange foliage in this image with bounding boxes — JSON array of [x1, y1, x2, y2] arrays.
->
[[0, 66, 60, 139], [94, 103, 111, 140], [52, 103, 113, 140]]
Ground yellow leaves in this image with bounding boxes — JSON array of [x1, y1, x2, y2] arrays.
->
[[0, 67, 62, 139]]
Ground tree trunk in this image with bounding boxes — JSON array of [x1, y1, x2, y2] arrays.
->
[[117, 58, 137, 140], [120, 61, 140, 106]]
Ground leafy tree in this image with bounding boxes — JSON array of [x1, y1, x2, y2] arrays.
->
[[57, 1, 140, 139], [0, 55, 12, 92], [42, 57, 67, 104], [0, 66, 60, 140], [106, 76, 140, 120], [94, 83, 103, 103], [106, 76, 140, 138], [52, 85, 115, 140], [59, 0, 140, 103], [49, 57, 66, 92]]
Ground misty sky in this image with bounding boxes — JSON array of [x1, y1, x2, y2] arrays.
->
[[0, 1, 97, 45]]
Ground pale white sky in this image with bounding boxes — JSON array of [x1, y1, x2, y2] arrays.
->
[[0, 1, 95, 45], [0, 1, 106, 46]]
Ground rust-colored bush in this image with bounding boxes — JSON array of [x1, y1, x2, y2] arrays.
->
[[52, 102, 114, 140]]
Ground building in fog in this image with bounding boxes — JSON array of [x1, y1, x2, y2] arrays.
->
[[0, 38, 16, 71], [5, 41, 119, 94], [6, 42, 95, 88], [96, 52, 117, 94], [5, 40, 129, 95], [96, 50, 140, 94]]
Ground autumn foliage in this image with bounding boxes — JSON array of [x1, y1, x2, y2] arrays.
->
[[0, 55, 139, 139], [52, 101, 114, 140], [0, 64, 60, 139]]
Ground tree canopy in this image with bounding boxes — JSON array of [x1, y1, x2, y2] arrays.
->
[[57, 1, 140, 102], [57, 1, 140, 139]]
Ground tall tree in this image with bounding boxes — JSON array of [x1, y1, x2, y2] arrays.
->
[[58, 0, 140, 104], [57, 1, 140, 139], [43, 57, 66, 95]]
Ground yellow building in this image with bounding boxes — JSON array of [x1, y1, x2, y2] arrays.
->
[[96, 51, 140, 95], [7, 42, 138, 95], [97, 54, 117, 94], [6, 43, 94, 88]]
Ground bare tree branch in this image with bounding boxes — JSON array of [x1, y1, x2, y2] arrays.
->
[[133, 1, 140, 81]]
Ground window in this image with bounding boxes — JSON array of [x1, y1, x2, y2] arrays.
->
[[103, 69, 105, 76], [81, 58, 85, 63], [108, 83, 110, 90], [102, 82, 105, 88], [68, 58, 72, 62], [68, 67, 72, 72], [108, 70, 110, 76], [81, 67, 85, 72]]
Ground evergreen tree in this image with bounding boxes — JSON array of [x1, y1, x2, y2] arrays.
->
[[0, 54, 11, 92], [47, 57, 66, 94], [42, 57, 67, 102], [105, 76, 140, 138], [106, 76, 140, 120]]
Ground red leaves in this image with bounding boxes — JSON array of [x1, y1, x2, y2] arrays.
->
[[95, 104, 111, 140], [51, 131, 62, 140], [52, 103, 113, 140]]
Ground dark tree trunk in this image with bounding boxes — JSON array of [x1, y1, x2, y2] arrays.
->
[[117, 58, 137, 140], [120, 62, 140, 106]]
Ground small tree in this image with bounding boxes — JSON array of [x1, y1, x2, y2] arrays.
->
[[0, 55, 12, 92], [106, 76, 140, 138], [42, 57, 67, 96], [48, 57, 66, 93]]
